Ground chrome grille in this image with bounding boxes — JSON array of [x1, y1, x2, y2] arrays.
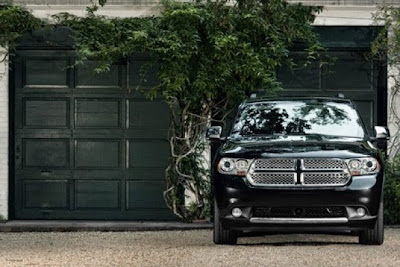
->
[[247, 158, 350, 187], [301, 172, 350, 186], [248, 173, 296, 186], [253, 159, 296, 171], [302, 159, 345, 171]]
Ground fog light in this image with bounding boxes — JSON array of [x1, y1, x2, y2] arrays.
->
[[231, 208, 242, 218], [356, 207, 366, 217]]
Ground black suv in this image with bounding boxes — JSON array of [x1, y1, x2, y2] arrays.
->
[[207, 97, 389, 245]]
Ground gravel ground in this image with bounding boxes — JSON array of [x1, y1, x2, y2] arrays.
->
[[0, 228, 399, 267]]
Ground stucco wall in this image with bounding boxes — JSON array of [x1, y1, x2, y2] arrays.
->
[[0, 49, 9, 221]]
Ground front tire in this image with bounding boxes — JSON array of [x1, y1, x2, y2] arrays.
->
[[213, 199, 237, 245], [359, 202, 384, 245]]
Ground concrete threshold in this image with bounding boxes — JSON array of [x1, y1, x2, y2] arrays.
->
[[0, 220, 212, 232]]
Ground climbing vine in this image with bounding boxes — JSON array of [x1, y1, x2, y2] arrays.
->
[[1, 0, 324, 221], [0, 5, 43, 62]]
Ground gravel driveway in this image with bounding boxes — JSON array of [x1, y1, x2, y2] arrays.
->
[[1, 228, 399, 266]]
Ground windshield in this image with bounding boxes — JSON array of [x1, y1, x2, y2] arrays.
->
[[230, 100, 365, 139]]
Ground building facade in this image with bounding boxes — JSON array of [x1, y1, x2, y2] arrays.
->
[[0, 0, 396, 221]]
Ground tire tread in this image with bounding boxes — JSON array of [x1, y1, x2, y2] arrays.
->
[[213, 199, 237, 245], [359, 202, 384, 245]]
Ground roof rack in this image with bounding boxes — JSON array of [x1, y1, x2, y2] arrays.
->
[[247, 92, 349, 101], [337, 93, 345, 98], [244, 96, 352, 104]]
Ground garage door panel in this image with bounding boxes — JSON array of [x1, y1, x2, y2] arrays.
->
[[75, 99, 121, 128], [126, 129, 169, 140], [128, 140, 169, 169], [23, 139, 70, 168], [24, 98, 70, 128], [23, 180, 69, 209], [75, 140, 121, 169], [72, 130, 125, 138], [17, 131, 73, 138], [16, 170, 72, 180], [14, 48, 174, 220], [76, 61, 122, 88], [126, 169, 166, 181], [73, 170, 124, 179], [128, 99, 170, 130], [322, 52, 374, 90], [129, 58, 160, 87], [76, 180, 120, 209], [126, 180, 167, 210], [277, 53, 320, 90], [353, 100, 375, 131], [24, 58, 69, 88]]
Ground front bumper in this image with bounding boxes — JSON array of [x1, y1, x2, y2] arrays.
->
[[214, 172, 383, 232]]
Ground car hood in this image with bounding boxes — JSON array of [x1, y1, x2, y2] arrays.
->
[[219, 136, 378, 159]]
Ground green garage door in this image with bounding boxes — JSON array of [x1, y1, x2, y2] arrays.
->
[[12, 48, 176, 220], [12, 27, 386, 220], [278, 26, 387, 132]]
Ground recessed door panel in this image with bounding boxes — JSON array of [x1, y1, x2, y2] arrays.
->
[[23, 180, 69, 209], [23, 139, 69, 168], [128, 140, 169, 169], [126, 180, 167, 210], [75, 140, 121, 169], [76, 99, 120, 128], [322, 52, 373, 90], [129, 58, 160, 87], [24, 58, 69, 87], [76, 61, 121, 88], [277, 53, 320, 90], [24, 98, 69, 128], [353, 100, 375, 131], [76, 180, 120, 209], [128, 100, 170, 130]]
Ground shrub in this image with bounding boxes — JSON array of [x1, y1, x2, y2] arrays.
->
[[384, 156, 400, 224]]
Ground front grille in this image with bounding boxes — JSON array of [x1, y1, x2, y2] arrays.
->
[[301, 172, 350, 186], [247, 158, 350, 187], [253, 207, 347, 218], [248, 173, 296, 186], [253, 159, 296, 171], [302, 159, 345, 171]]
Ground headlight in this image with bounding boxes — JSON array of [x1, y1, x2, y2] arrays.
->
[[345, 157, 380, 176], [218, 158, 252, 176]]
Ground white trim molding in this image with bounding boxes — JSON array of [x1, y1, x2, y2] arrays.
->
[[0, 47, 9, 221], [314, 6, 379, 26]]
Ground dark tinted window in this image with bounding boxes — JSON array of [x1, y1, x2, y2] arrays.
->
[[231, 101, 365, 138]]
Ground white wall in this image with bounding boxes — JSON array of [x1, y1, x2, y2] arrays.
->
[[25, 4, 161, 19], [0, 49, 9, 221]]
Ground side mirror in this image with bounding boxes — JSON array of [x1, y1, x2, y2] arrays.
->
[[206, 126, 222, 140], [374, 126, 390, 140]]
